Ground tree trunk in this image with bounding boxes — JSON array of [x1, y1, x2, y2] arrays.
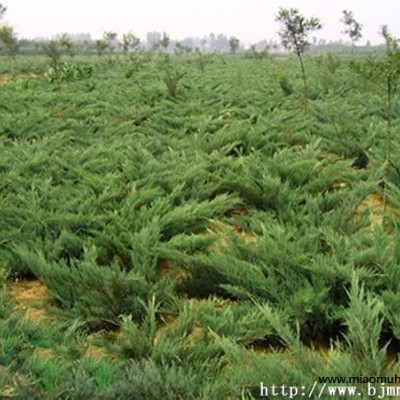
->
[[298, 54, 309, 114]]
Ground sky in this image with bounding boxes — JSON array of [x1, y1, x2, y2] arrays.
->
[[4, 0, 400, 45]]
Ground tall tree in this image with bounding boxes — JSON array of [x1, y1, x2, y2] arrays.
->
[[275, 7, 322, 112], [341, 10, 362, 46]]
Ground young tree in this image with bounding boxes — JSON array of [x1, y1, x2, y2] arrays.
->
[[42, 40, 63, 69], [0, 3, 19, 64], [41, 40, 63, 90], [379, 26, 400, 211], [159, 32, 170, 52], [59, 33, 75, 57], [341, 10, 362, 46], [103, 31, 118, 53], [229, 37, 240, 54], [174, 41, 194, 56], [0, 3, 6, 21], [0, 25, 19, 60], [95, 38, 109, 57], [121, 32, 140, 54], [275, 7, 322, 111], [353, 26, 400, 211]]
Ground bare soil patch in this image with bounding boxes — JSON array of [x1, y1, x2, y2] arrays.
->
[[0, 73, 38, 84], [8, 280, 55, 323], [356, 192, 395, 226]]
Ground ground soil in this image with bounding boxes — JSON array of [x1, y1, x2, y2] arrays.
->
[[8, 279, 55, 323]]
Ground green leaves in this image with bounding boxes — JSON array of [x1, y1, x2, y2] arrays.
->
[[341, 10, 363, 45], [276, 8, 322, 57], [0, 3, 6, 21], [2, 53, 400, 398], [0, 25, 19, 60], [341, 276, 387, 375]]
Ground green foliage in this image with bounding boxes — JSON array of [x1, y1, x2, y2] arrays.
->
[[340, 276, 387, 375], [0, 3, 6, 21], [276, 7, 322, 111], [0, 25, 19, 60], [42, 40, 63, 70], [276, 8, 322, 58], [278, 72, 294, 96], [2, 53, 400, 398], [162, 61, 186, 98], [58, 33, 75, 57], [194, 50, 204, 72], [14, 245, 171, 326], [350, 26, 400, 207], [229, 37, 240, 54], [244, 44, 269, 60], [159, 32, 170, 51], [95, 38, 109, 57], [121, 32, 140, 54], [47, 61, 93, 85], [341, 10, 363, 45]]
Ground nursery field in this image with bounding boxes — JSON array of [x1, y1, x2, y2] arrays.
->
[[1, 53, 400, 399]]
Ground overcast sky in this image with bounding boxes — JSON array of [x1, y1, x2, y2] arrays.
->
[[4, 0, 400, 45]]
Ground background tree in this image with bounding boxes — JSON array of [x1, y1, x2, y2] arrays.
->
[[42, 40, 63, 69], [0, 3, 20, 65], [122, 32, 140, 54], [41, 40, 63, 90], [0, 3, 6, 21], [0, 25, 19, 61], [95, 38, 109, 57], [245, 44, 269, 61], [379, 26, 400, 210], [174, 41, 192, 55], [341, 10, 362, 46], [275, 7, 322, 111], [229, 37, 240, 54], [159, 32, 170, 52], [103, 31, 118, 53], [59, 33, 75, 57]]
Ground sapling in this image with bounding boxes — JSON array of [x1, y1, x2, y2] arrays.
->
[[353, 27, 400, 211], [42, 40, 63, 90], [161, 57, 185, 98], [121, 32, 140, 55], [195, 47, 208, 73], [0, 4, 19, 74], [229, 37, 240, 55], [341, 10, 363, 49], [59, 33, 75, 57], [159, 32, 170, 52], [0, 25, 19, 69], [275, 8, 322, 112], [380, 26, 400, 211], [0, 3, 6, 21], [103, 31, 118, 53]]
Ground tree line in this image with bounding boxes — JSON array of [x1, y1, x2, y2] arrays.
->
[[0, 3, 391, 61]]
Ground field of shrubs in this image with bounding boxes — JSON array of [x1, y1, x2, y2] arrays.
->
[[1, 51, 400, 398]]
